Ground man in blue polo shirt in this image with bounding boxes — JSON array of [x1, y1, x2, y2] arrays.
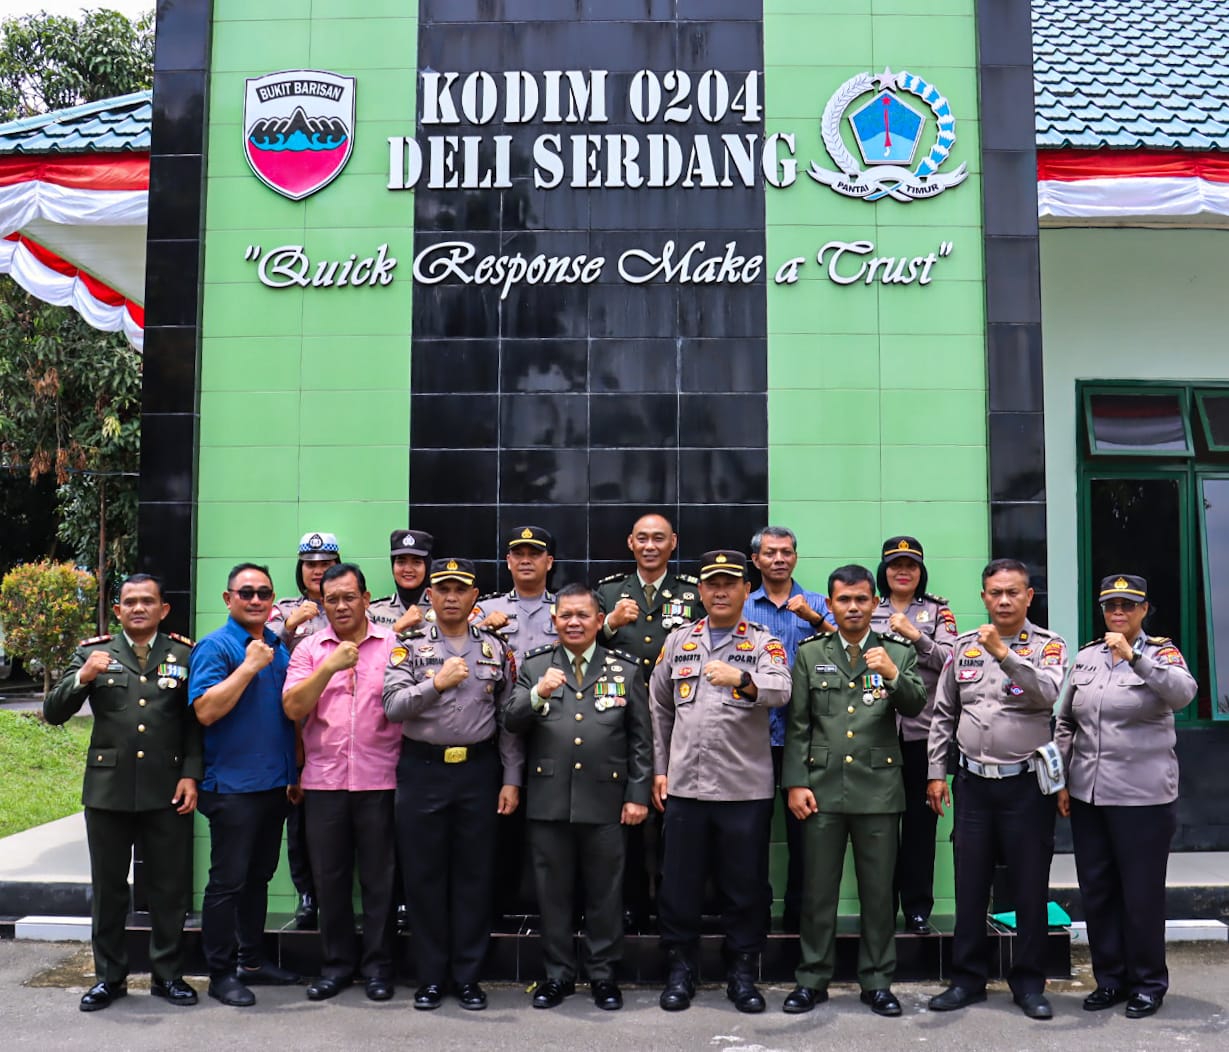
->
[[189, 563, 300, 1007], [743, 526, 834, 933]]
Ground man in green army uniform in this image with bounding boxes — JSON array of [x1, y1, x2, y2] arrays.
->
[[44, 573, 202, 1012], [781, 564, 926, 1018], [505, 583, 652, 1012]]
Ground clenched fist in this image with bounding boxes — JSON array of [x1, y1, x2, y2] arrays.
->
[[78, 650, 113, 685], [606, 597, 641, 630], [433, 655, 469, 691], [243, 639, 275, 673], [863, 646, 899, 680], [536, 666, 567, 698], [327, 640, 360, 673]]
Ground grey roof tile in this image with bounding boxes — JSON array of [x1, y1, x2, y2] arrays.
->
[[0, 91, 150, 154]]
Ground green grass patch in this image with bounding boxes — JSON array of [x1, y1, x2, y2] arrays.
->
[[0, 711, 92, 838]]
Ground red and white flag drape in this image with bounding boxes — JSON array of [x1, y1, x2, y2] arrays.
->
[[0, 154, 148, 350], [1037, 149, 1229, 221]]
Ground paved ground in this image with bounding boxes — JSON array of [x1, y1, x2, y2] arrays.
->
[[3, 940, 1228, 1051]]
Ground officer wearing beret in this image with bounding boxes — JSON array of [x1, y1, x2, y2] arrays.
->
[[45, 573, 201, 1012], [1055, 575, 1197, 1019], [927, 559, 1069, 1020], [870, 536, 959, 935], [382, 558, 523, 1012], [476, 526, 558, 653], [596, 513, 704, 682], [782, 564, 927, 1018], [369, 530, 434, 634], [505, 583, 652, 1012], [649, 550, 792, 1014]]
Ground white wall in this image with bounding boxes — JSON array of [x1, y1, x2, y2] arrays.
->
[[1041, 227, 1228, 647]]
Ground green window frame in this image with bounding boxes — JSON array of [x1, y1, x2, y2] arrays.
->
[[1194, 391, 1229, 453], [1082, 386, 1194, 457]]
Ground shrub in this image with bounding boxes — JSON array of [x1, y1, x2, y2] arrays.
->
[[0, 560, 97, 693]]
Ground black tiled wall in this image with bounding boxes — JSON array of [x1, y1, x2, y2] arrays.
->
[[409, 3, 769, 593]]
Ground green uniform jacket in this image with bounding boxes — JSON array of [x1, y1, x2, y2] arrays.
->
[[44, 631, 203, 811], [595, 570, 704, 680], [505, 642, 653, 824], [783, 630, 926, 814]]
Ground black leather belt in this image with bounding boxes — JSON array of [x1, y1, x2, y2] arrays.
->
[[401, 736, 496, 764]]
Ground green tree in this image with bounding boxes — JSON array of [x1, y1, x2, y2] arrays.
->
[[0, 560, 98, 693]]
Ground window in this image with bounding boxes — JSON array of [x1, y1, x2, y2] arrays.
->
[[1085, 390, 1192, 455]]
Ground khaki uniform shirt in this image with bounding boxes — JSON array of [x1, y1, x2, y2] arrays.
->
[[648, 618, 791, 801], [928, 619, 1069, 779], [367, 592, 431, 632], [476, 588, 557, 657], [1054, 636, 1197, 805], [267, 594, 328, 652], [870, 595, 958, 741], [382, 623, 524, 785]]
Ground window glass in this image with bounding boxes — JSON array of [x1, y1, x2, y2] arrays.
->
[[1200, 477, 1229, 718], [1196, 393, 1229, 450], [1088, 393, 1190, 454]]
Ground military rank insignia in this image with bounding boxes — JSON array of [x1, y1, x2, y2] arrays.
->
[[681, 641, 698, 651], [736, 640, 755, 652]]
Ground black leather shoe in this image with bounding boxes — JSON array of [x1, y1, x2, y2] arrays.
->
[[1083, 986, 1126, 1011], [861, 988, 902, 1017], [1125, 992, 1163, 1019], [306, 976, 350, 1001], [904, 913, 932, 935], [294, 892, 318, 931], [591, 980, 622, 1011], [726, 952, 766, 1015], [365, 977, 394, 1002], [80, 979, 127, 1012], [457, 982, 487, 1010], [208, 974, 255, 1007], [237, 961, 301, 985], [928, 985, 986, 1011], [150, 977, 197, 1006], [413, 983, 444, 1010], [533, 978, 575, 1009], [1015, 992, 1053, 1019], [660, 951, 696, 1012], [782, 985, 827, 1014]]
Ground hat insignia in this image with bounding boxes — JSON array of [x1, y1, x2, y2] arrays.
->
[[447, 559, 458, 571], [521, 528, 533, 539], [1113, 577, 1128, 590], [897, 539, 909, 550], [308, 533, 323, 549], [715, 554, 728, 563], [402, 534, 413, 546]]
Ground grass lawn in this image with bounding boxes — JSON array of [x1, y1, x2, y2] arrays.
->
[[0, 710, 91, 838]]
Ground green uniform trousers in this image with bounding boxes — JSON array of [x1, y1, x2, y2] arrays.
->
[[795, 811, 899, 991]]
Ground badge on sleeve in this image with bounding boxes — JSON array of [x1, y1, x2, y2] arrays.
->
[[1155, 645, 1185, 666], [765, 640, 787, 664], [390, 646, 408, 666], [1041, 639, 1065, 666]]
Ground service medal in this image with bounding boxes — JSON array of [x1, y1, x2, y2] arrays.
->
[[863, 691, 875, 705]]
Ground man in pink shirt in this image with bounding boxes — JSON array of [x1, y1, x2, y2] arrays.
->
[[283, 563, 399, 1002]]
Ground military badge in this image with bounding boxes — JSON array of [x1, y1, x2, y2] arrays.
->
[[957, 668, 979, 682], [963, 647, 982, 658], [679, 682, 692, 699], [736, 640, 755, 652], [765, 640, 787, 664], [1041, 639, 1064, 666], [390, 646, 408, 666], [482, 641, 494, 659], [1155, 645, 1185, 666], [682, 641, 698, 651], [916, 611, 930, 623]]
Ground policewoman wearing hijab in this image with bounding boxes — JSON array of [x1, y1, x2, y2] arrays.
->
[[870, 536, 958, 935], [1054, 575, 1197, 1019]]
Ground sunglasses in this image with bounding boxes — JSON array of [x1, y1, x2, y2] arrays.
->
[[232, 587, 274, 601], [1101, 599, 1141, 612]]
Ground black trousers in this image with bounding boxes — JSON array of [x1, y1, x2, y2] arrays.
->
[[304, 789, 396, 981], [658, 796, 773, 957], [395, 742, 499, 985], [896, 736, 938, 919], [772, 745, 805, 931], [529, 820, 625, 983], [84, 806, 192, 983], [197, 787, 288, 978], [285, 794, 314, 898], [950, 767, 1055, 996], [1070, 797, 1175, 999]]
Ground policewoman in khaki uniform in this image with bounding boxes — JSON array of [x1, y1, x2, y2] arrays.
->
[[505, 583, 652, 1012], [783, 564, 927, 1018], [870, 535, 959, 935], [649, 550, 791, 1015], [382, 558, 522, 1012], [927, 559, 1069, 1020], [1055, 574, 1197, 1019], [44, 573, 201, 1012]]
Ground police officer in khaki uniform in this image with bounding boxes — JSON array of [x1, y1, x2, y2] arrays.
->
[[649, 550, 792, 1014], [44, 573, 201, 1011], [870, 536, 959, 935], [782, 564, 927, 1017], [368, 529, 434, 633], [927, 558, 1069, 1020], [476, 526, 558, 653], [505, 583, 652, 1012], [382, 558, 523, 1012], [1055, 574, 1197, 1019]]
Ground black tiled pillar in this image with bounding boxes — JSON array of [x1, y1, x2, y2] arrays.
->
[[977, 0, 1048, 622]]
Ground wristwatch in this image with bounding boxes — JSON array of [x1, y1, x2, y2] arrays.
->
[[738, 670, 753, 691]]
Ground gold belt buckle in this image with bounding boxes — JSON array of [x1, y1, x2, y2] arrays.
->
[[443, 746, 468, 764]]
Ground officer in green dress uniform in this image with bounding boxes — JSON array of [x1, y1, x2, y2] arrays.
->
[[44, 573, 202, 1012], [782, 564, 926, 1018]]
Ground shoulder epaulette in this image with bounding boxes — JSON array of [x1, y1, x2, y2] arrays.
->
[[597, 572, 627, 586], [955, 627, 981, 640], [745, 619, 770, 632], [676, 573, 700, 584], [477, 591, 502, 603], [798, 631, 832, 646], [168, 631, 195, 647], [922, 593, 948, 605], [1146, 635, 1173, 646], [399, 627, 427, 640], [371, 594, 395, 604], [523, 643, 557, 660], [881, 631, 913, 646], [79, 633, 112, 646], [1079, 637, 1105, 649], [608, 646, 639, 664]]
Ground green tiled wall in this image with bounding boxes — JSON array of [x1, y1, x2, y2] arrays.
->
[[764, 0, 987, 916]]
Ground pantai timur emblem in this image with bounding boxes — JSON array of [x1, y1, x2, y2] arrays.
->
[[808, 68, 967, 202], [244, 70, 356, 201]]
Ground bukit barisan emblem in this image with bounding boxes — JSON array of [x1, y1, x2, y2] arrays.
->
[[808, 68, 967, 202], [244, 70, 356, 201]]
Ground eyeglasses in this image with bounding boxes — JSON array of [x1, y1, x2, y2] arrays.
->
[[1101, 599, 1141, 613], [232, 587, 274, 601]]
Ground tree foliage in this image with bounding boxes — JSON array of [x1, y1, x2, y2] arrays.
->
[[0, 560, 98, 693], [0, 9, 154, 122]]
